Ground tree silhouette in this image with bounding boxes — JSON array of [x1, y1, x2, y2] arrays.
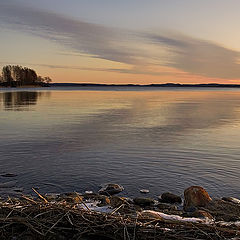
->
[[0, 65, 52, 87]]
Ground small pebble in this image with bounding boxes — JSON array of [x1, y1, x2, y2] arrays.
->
[[85, 191, 93, 194], [140, 189, 150, 194]]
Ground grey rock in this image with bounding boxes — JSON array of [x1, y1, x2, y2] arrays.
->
[[133, 197, 155, 206], [99, 184, 124, 195], [159, 192, 182, 204]]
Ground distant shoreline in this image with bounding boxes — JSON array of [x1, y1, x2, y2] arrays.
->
[[0, 85, 49, 88], [0, 83, 50, 88], [51, 83, 240, 88], [1, 82, 240, 89]]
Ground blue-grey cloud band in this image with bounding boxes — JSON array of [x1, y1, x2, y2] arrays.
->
[[0, 1, 240, 79]]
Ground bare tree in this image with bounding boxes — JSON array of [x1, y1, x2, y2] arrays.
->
[[1, 65, 52, 87]]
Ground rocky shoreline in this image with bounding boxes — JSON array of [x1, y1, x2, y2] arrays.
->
[[83, 184, 240, 223], [1, 184, 240, 239]]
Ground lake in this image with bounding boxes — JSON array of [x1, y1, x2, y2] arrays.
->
[[0, 87, 240, 199]]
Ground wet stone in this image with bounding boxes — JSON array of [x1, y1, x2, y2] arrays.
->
[[99, 184, 124, 196], [159, 192, 182, 204], [140, 189, 150, 194], [184, 186, 212, 210], [85, 191, 93, 194], [133, 197, 155, 207]]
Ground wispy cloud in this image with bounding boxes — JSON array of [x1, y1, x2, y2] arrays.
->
[[0, 1, 140, 65], [0, 61, 176, 77], [1, 1, 240, 80], [147, 33, 240, 79]]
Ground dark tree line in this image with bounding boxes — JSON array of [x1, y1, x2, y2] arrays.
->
[[0, 65, 52, 87]]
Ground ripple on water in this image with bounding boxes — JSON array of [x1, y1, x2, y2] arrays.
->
[[1, 88, 240, 198]]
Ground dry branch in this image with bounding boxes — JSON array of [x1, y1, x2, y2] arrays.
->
[[0, 197, 239, 240]]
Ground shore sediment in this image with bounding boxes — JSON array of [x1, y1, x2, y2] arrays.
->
[[1, 185, 240, 239]]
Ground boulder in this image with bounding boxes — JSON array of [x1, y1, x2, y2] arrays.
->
[[159, 192, 182, 204], [184, 186, 212, 210], [133, 197, 155, 206], [98, 184, 124, 195]]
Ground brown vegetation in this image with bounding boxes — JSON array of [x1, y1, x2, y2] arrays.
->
[[0, 190, 240, 240]]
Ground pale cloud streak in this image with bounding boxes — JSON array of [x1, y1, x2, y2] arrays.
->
[[0, 1, 240, 80], [0, 61, 176, 77], [147, 33, 240, 79], [0, 1, 141, 65]]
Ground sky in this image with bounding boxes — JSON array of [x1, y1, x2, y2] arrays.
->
[[1, 0, 240, 84]]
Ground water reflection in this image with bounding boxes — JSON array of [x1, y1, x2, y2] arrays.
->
[[0, 91, 49, 111], [1, 89, 240, 197], [51, 91, 240, 151]]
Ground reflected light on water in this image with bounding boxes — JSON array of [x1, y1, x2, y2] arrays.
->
[[0, 87, 240, 198]]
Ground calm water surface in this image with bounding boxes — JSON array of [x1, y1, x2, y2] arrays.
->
[[0, 87, 240, 198]]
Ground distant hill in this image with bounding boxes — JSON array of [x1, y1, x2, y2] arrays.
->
[[51, 83, 240, 88]]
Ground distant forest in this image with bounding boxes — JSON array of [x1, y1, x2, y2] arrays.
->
[[0, 65, 52, 87]]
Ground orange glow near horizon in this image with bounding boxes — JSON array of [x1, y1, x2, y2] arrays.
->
[[2, 1, 240, 85], [36, 65, 240, 85]]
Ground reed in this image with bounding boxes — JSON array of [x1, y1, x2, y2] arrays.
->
[[0, 192, 239, 240]]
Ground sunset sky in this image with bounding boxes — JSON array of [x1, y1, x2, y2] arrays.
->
[[1, 0, 240, 84]]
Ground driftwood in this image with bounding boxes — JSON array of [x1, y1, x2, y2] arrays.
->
[[0, 194, 239, 240]]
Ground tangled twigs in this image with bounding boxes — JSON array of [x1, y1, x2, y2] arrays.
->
[[0, 197, 239, 240]]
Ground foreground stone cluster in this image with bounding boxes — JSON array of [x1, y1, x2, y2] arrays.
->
[[1, 184, 240, 239], [42, 184, 240, 223]]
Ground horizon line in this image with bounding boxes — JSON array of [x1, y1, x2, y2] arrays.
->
[[51, 82, 240, 87]]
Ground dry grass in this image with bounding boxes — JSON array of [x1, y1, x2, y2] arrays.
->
[[0, 193, 239, 240]]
